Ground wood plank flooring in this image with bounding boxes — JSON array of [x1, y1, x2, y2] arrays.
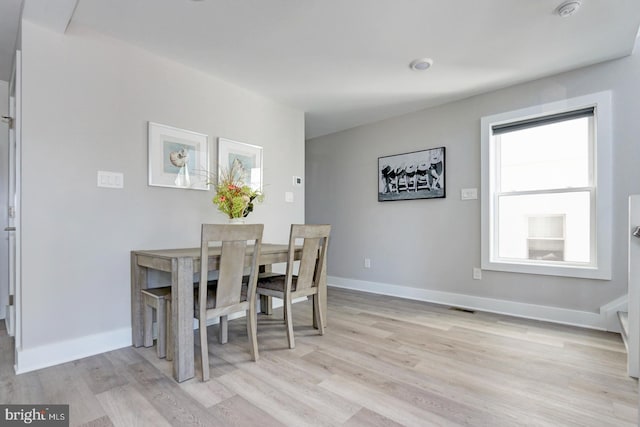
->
[[0, 288, 637, 426]]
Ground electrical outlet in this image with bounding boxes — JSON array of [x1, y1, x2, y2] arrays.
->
[[364, 258, 371, 268], [473, 267, 482, 280]]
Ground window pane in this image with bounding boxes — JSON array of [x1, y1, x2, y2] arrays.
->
[[498, 117, 590, 192], [497, 192, 590, 264]]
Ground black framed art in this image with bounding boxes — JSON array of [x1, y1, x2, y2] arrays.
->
[[378, 147, 445, 201]]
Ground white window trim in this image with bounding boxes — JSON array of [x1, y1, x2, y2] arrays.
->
[[481, 92, 612, 280]]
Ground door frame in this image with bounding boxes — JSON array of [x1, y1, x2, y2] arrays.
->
[[0, 84, 8, 320], [6, 50, 22, 361]]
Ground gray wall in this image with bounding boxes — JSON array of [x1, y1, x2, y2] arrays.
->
[[19, 20, 304, 351], [306, 45, 640, 313]]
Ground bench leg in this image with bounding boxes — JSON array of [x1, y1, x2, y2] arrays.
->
[[143, 298, 154, 348], [166, 299, 173, 361], [157, 298, 167, 359]]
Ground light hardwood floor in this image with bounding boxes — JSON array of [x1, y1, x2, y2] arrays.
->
[[0, 288, 637, 426]]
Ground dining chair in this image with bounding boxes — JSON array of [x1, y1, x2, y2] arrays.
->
[[197, 223, 263, 381], [140, 286, 172, 360], [256, 224, 331, 349]]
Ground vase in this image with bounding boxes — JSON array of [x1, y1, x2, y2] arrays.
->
[[229, 218, 246, 225]]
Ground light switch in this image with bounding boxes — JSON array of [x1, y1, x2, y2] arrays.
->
[[97, 171, 124, 189], [285, 192, 294, 203], [461, 188, 478, 200]]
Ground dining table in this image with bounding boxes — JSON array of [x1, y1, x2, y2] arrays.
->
[[130, 243, 326, 382]]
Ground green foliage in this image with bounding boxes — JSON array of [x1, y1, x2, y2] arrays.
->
[[211, 162, 263, 219]]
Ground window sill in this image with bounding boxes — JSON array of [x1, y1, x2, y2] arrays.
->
[[481, 259, 611, 280]]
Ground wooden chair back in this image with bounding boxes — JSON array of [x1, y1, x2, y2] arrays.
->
[[286, 224, 331, 293], [199, 224, 264, 311]]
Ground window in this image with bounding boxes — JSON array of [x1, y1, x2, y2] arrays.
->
[[481, 92, 612, 279]]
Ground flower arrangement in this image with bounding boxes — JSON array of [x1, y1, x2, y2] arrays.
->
[[211, 161, 263, 219]]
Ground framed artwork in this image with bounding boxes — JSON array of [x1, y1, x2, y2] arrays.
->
[[217, 138, 263, 191], [148, 122, 209, 190], [378, 146, 445, 201]]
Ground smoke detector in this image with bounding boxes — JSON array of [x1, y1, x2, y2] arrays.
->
[[556, 1, 581, 17]]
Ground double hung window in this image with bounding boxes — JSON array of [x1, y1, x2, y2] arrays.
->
[[481, 93, 611, 279]]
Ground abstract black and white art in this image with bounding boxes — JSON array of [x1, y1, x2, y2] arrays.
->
[[378, 147, 445, 201]]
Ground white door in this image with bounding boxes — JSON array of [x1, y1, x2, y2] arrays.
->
[[5, 91, 15, 336], [5, 51, 21, 352], [629, 196, 640, 378], [0, 85, 8, 321]]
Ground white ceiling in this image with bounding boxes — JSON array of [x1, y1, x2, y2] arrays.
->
[[3, 1, 640, 138]]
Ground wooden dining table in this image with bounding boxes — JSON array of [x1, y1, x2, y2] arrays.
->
[[130, 244, 326, 382]]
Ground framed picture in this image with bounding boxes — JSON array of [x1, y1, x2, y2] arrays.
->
[[148, 122, 209, 190], [218, 138, 263, 191], [378, 146, 445, 201]]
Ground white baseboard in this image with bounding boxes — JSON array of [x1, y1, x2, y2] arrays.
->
[[600, 294, 627, 334], [16, 327, 131, 374], [15, 296, 305, 375], [329, 276, 623, 332]]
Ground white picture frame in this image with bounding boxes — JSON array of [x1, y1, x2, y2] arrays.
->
[[148, 122, 209, 190], [217, 138, 263, 191]]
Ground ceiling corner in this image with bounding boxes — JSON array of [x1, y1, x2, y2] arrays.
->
[[22, 0, 78, 33]]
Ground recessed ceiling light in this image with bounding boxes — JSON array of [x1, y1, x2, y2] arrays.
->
[[410, 58, 433, 71], [556, 0, 581, 17]]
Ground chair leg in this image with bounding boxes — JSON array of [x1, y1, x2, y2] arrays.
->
[[156, 298, 166, 359], [143, 298, 153, 348], [313, 292, 325, 336], [165, 299, 173, 362], [246, 308, 259, 361], [219, 315, 228, 344], [285, 293, 295, 349], [200, 316, 210, 382]]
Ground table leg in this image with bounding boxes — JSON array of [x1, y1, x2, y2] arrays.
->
[[259, 264, 273, 315], [131, 252, 147, 347], [219, 315, 228, 344], [260, 295, 273, 315], [172, 257, 195, 382]]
